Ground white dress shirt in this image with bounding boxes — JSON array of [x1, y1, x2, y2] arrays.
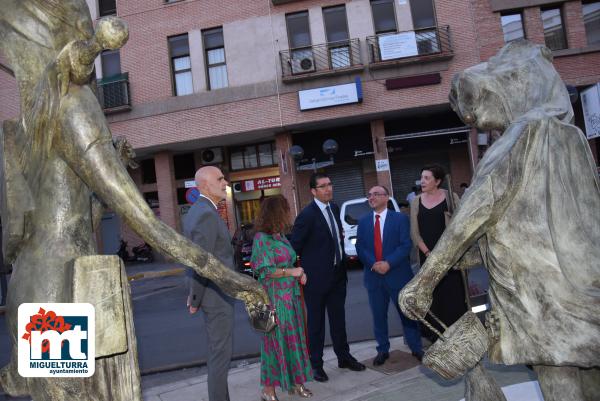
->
[[314, 198, 343, 261], [372, 208, 388, 240]]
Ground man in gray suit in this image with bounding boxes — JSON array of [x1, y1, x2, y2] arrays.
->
[[183, 166, 235, 401]]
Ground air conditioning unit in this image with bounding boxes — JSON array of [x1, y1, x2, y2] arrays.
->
[[290, 56, 316, 74], [232, 182, 242, 193], [200, 147, 223, 164]]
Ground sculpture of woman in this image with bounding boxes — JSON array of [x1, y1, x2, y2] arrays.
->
[[399, 40, 600, 401], [0, 1, 267, 400]]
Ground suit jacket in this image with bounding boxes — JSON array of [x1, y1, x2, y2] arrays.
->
[[290, 200, 346, 293], [356, 210, 413, 291], [182, 196, 234, 308]]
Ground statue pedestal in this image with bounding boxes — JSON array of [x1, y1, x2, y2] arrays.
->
[[460, 381, 544, 401]]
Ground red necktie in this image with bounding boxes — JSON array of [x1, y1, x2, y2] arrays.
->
[[374, 214, 383, 262]]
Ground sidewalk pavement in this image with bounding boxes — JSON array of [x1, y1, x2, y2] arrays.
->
[[142, 336, 541, 401]]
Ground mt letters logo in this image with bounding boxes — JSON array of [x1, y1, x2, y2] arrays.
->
[[18, 303, 95, 377]]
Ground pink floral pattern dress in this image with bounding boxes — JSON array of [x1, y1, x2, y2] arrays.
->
[[250, 232, 313, 390]]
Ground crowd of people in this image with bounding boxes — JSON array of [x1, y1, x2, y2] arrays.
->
[[183, 164, 467, 401]]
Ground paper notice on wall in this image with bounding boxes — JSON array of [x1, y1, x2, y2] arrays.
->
[[582, 82, 600, 139], [375, 159, 390, 172]]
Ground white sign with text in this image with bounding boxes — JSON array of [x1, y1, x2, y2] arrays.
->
[[378, 32, 418, 61], [299, 82, 360, 111], [375, 159, 390, 172], [582, 82, 600, 139]]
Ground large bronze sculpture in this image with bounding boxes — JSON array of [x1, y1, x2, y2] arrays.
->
[[0, 1, 267, 399], [399, 40, 600, 401]]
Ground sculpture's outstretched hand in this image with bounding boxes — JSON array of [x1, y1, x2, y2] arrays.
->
[[230, 273, 270, 308], [398, 276, 433, 321]]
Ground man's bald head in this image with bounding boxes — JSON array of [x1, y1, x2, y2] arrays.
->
[[195, 166, 228, 204]]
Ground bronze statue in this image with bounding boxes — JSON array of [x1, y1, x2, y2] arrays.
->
[[399, 40, 600, 401], [0, 1, 267, 399]]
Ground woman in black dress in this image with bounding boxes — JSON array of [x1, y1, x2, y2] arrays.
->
[[409, 165, 467, 337]]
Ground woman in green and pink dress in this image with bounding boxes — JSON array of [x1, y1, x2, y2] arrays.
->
[[250, 195, 313, 401]]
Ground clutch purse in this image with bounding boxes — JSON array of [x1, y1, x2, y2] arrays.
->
[[247, 304, 277, 333]]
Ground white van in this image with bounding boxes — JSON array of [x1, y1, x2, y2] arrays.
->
[[340, 197, 400, 263]]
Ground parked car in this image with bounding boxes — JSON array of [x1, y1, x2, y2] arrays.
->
[[232, 223, 256, 278], [340, 197, 400, 267]]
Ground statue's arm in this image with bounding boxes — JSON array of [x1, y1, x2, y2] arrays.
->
[[55, 85, 268, 306]]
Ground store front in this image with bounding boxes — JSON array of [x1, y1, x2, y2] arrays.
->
[[292, 123, 375, 208], [384, 111, 473, 201]]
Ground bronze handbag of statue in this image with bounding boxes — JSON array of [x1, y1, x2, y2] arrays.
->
[[247, 303, 277, 333]]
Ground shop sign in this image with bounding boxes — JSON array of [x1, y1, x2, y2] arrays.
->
[[582, 82, 600, 139], [375, 159, 390, 172], [299, 78, 362, 111], [378, 32, 418, 61], [184, 180, 196, 188], [240, 176, 281, 192]]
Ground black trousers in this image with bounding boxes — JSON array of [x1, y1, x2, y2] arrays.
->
[[303, 273, 351, 368]]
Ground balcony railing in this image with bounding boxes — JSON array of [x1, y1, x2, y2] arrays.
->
[[279, 38, 363, 81], [366, 26, 453, 65], [97, 72, 131, 113]]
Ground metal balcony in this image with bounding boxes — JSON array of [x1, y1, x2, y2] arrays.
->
[[279, 38, 363, 82], [97, 72, 131, 114], [366, 25, 453, 67]]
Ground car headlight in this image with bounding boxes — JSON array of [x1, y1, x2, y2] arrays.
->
[[350, 238, 357, 245]]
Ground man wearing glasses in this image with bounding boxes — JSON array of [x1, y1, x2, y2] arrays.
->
[[355, 185, 423, 366], [290, 172, 366, 382]]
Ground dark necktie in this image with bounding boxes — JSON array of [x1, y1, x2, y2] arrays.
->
[[326, 205, 341, 265], [374, 214, 383, 262]]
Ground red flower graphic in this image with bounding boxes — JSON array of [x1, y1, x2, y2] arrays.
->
[[22, 308, 72, 353]]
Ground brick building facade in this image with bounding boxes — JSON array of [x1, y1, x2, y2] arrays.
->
[[1, 0, 598, 253]]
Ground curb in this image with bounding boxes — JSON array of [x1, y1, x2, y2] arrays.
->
[[127, 267, 186, 282], [0, 267, 186, 316]]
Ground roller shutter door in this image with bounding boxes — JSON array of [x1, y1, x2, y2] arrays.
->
[[326, 163, 365, 205], [390, 152, 450, 202]]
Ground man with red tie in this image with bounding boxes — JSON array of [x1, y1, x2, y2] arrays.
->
[[355, 185, 423, 366]]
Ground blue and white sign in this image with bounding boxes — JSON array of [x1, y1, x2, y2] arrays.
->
[[299, 78, 363, 111], [379, 32, 418, 61], [582, 82, 600, 139]]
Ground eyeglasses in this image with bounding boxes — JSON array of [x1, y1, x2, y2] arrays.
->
[[315, 183, 333, 189], [366, 192, 388, 198]]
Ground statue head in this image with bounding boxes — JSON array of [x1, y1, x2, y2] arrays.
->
[[95, 16, 129, 51], [449, 40, 573, 131]]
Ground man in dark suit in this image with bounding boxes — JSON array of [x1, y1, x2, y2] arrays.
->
[[356, 185, 423, 366], [290, 172, 366, 382], [183, 166, 235, 401]]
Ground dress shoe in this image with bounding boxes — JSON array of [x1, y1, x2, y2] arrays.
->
[[312, 367, 329, 382], [412, 351, 424, 362], [338, 358, 366, 371], [373, 352, 389, 366], [288, 384, 313, 398]]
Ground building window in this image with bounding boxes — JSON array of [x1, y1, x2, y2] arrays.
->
[[173, 153, 196, 180], [541, 7, 567, 50], [583, 1, 600, 45], [501, 12, 525, 43], [203, 28, 228, 90], [371, 0, 397, 34], [286, 11, 311, 49], [230, 143, 277, 171], [98, 0, 116, 16], [409, 0, 436, 29], [324, 5, 351, 68], [101, 50, 121, 78], [141, 159, 157, 184], [169, 34, 193, 96]]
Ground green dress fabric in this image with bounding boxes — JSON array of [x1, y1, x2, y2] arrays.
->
[[250, 232, 313, 390]]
